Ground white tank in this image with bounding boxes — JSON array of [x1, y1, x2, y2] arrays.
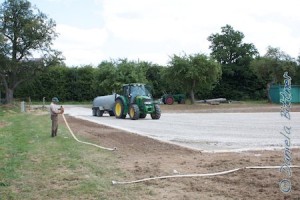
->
[[92, 94, 118, 110]]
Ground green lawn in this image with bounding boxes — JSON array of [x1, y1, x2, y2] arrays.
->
[[0, 107, 143, 200]]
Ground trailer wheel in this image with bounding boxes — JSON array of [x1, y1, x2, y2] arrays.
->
[[129, 104, 140, 120], [96, 109, 104, 117], [165, 96, 174, 105], [115, 99, 126, 119], [151, 104, 161, 119], [109, 111, 115, 116], [92, 108, 97, 116]]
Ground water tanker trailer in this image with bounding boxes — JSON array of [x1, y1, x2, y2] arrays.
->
[[92, 94, 118, 117], [92, 83, 161, 120]]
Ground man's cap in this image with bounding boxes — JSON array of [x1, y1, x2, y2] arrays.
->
[[52, 97, 59, 102]]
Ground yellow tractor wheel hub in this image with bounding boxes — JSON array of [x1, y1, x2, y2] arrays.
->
[[130, 107, 134, 117], [115, 103, 122, 116]]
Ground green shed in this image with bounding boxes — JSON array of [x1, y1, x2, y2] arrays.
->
[[269, 85, 300, 103]]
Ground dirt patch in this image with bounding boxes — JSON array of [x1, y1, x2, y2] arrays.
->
[[59, 110, 300, 200]]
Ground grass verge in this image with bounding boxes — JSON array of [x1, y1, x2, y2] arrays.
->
[[0, 107, 142, 200]]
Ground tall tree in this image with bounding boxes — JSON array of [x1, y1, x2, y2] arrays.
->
[[0, 0, 62, 104], [167, 53, 221, 104], [94, 61, 118, 96], [250, 47, 297, 102], [208, 25, 260, 100], [208, 25, 258, 65], [145, 65, 165, 98], [115, 59, 147, 93]]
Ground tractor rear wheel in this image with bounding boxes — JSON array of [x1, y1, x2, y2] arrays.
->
[[115, 99, 126, 119], [165, 95, 174, 105], [151, 104, 161, 119], [129, 104, 140, 120]]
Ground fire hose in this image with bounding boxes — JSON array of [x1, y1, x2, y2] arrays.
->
[[62, 114, 116, 151], [112, 165, 300, 185]]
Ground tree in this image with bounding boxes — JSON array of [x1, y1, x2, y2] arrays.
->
[[208, 25, 258, 65], [250, 47, 297, 102], [208, 25, 260, 100], [145, 65, 165, 98], [115, 59, 147, 93], [68, 66, 96, 101], [93, 59, 148, 95], [0, 0, 62, 104], [167, 53, 221, 104], [94, 61, 118, 96]]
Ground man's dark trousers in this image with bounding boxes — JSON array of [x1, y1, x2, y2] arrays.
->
[[51, 115, 58, 137]]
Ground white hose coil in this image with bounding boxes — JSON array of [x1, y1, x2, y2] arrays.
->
[[62, 114, 116, 151], [112, 165, 300, 185]]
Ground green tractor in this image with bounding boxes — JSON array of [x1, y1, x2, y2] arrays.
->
[[162, 93, 186, 105], [114, 83, 161, 120]]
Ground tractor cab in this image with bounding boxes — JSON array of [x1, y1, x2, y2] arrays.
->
[[123, 83, 151, 103]]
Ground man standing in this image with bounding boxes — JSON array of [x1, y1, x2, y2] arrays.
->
[[50, 97, 64, 137]]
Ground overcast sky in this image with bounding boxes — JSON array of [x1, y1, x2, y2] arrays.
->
[[27, 0, 300, 67]]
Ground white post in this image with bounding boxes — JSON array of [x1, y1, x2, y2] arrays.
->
[[42, 97, 45, 109], [21, 101, 26, 112]]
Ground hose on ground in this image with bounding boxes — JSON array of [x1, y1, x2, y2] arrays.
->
[[112, 165, 300, 185], [62, 114, 116, 151]]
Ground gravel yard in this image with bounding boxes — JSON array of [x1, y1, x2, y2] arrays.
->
[[64, 105, 300, 152]]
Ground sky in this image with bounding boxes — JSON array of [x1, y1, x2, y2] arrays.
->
[[25, 0, 300, 67]]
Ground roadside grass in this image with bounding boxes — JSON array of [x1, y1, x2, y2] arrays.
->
[[0, 108, 147, 200]]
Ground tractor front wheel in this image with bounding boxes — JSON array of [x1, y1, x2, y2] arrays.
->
[[151, 104, 161, 119], [129, 104, 140, 120], [115, 99, 126, 119]]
